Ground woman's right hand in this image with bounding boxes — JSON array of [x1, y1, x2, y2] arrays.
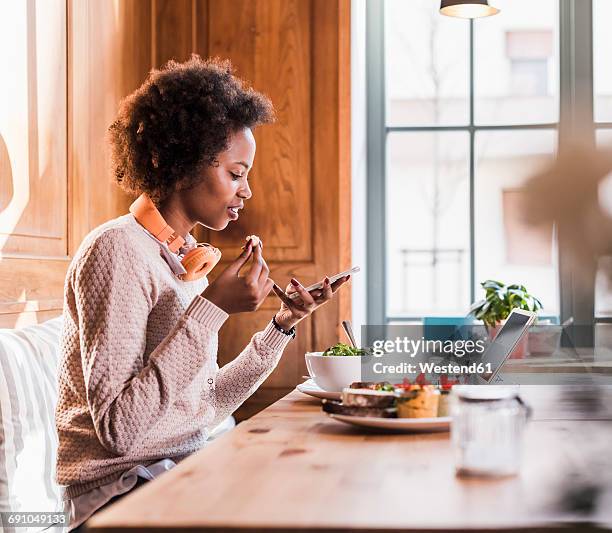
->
[[200, 240, 273, 314]]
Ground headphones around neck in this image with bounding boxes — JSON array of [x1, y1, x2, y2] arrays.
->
[[129, 193, 222, 281]]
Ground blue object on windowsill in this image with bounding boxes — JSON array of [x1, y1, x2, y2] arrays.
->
[[534, 315, 560, 325], [423, 316, 479, 342]]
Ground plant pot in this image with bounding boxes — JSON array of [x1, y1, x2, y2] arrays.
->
[[488, 321, 530, 359], [528, 325, 562, 356]]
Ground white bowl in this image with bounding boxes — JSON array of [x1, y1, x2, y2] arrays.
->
[[305, 352, 363, 392]]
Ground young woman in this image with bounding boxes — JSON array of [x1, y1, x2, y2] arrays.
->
[[55, 56, 349, 530]]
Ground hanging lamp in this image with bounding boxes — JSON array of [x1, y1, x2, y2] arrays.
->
[[440, 0, 500, 19]]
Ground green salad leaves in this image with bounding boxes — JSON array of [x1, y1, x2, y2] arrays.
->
[[322, 342, 369, 357]]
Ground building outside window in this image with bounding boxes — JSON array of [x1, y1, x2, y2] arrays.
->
[[594, 0, 612, 320], [377, 0, 559, 322], [368, 0, 612, 334]]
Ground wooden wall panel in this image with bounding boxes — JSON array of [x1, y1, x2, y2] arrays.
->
[[0, 0, 67, 258], [0, 257, 68, 328], [68, 0, 152, 254], [0, 0, 155, 328], [311, 0, 352, 350], [198, 0, 351, 419], [0, 0, 351, 422], [204, 0, 312, 263], [153, 0, 195, 67], [0, 0, 66, 256], [0, 0, 68, 328]]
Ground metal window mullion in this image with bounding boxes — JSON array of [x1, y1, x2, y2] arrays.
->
[[469, 19, 475, 305], [366, 0, 386, 325], [559, 0, 595, 342], [387, 123, 558, 133]]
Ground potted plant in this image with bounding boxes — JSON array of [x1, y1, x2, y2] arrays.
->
[[469, 280, 543, 358]]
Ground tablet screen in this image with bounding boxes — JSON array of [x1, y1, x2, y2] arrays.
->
[[479, 312, 532, 382]]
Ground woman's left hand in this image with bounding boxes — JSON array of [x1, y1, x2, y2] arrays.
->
[[271, 275, 351, 331]]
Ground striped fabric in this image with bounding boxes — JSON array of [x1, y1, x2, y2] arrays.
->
[[0, 316, 64, 531], [0, 313, 236, 532]]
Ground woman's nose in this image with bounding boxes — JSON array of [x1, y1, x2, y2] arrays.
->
[[239, 181, 252, 200]]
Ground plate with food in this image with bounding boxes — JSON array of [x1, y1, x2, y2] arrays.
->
[[322, 382, 451, 433]]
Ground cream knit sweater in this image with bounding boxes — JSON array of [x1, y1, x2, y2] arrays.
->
[[55, 214, 293, 500]]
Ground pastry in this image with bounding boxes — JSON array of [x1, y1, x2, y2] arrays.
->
[[396, 385, 440, 418]]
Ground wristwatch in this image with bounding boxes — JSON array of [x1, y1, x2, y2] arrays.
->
[[272, 315, 296, 339]]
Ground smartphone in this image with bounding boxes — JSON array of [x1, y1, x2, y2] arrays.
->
[[288, 266, 360, 300]]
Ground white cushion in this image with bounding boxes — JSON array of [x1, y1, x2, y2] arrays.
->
[[0, 315, 65, 524], [208, 413, 236, 439], [0, 314, 235, 526]]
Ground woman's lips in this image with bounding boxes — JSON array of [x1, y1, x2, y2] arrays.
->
[[228, 207, 239, 220]]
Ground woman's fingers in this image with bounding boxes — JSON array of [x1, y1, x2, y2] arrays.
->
[[290, 278, 315, 307], [261, 278, 274, 299], [226, 241, 253, 276], [275, 274, 351, 311], [330, 275, 350, 293], [257, 244, 271, 286], [308, 277, 333, 305], [272, 283, 295, 308], [285, 283, 297, 294], [256, 245, 272, 301], [309, 289, 324, 299], [244, 240, 264, 286], [322, 277, 333, 300]]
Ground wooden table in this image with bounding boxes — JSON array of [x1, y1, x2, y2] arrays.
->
[[88, 387, 612, 532]]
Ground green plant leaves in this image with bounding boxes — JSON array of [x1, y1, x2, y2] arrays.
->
[[468, 279, 543, 327]]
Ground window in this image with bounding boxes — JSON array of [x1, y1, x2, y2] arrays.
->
[[374, 0, 559, 322], [594, 0, 612, 319], [507, 31, 554, 97]]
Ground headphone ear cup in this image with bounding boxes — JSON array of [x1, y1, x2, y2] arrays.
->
[[180, 246, 221, 281]]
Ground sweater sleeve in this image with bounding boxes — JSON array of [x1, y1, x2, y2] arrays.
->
[[207, 319, 294, 428], [74, 230, 228, 456]]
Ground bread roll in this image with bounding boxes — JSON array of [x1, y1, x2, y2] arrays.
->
[[322, 399, 396, 418], [341, 388, 395, 408]]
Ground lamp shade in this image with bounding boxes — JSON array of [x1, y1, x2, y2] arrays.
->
[[440, 0, 500, 19]]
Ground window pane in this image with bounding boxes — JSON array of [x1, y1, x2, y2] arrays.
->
[[474, 130, 558, 314], [594, 0, 612, 122], [386, 132, 470, 317], [473, 0, 559, 125], [595, 129, 612, 316], [596, 257, 612, 317], [596, 129, 612, 149], [385, 0, 469, 127]]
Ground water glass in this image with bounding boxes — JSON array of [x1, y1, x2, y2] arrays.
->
[[451, 386, 531, 477]]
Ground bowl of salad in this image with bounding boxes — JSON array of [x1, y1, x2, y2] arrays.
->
[[305, 343, 369, 392]]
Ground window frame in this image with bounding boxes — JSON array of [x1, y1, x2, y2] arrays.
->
[[367, 0, 601, 333]]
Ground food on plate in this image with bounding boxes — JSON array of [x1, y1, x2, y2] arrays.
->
[[322, 342, 369, 357], [322, 399, 396, 418], [437, 389, 450, 417], [349, 381, 394, 391], [396, 385, 440, 419], [342, 387, 395, 408], [320, 380, 454, 420], [246, 234, 260, 247]]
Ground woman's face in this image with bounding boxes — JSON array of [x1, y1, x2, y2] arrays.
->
[[181, 127, 256, 231]]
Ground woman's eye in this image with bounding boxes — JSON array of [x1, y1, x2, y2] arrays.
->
[[230, 172, 243, 180]]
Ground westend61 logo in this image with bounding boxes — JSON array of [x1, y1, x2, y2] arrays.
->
[[360, 325, 491, 384], [370, 337, 486, 357]]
